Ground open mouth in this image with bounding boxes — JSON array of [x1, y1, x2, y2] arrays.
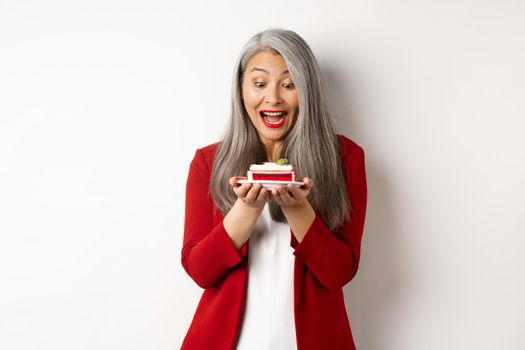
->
[[259, 110, 288, 128]]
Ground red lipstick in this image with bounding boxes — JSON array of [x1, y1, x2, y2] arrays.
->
[[259, 110, 287, 129]]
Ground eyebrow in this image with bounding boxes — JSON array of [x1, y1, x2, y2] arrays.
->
[[249, 67, 290, 75]]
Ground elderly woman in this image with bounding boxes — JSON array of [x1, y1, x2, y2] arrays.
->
[[181, 28, 367, 349]]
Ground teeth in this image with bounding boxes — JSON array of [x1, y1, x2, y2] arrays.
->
[[262, 111, 286, 116]]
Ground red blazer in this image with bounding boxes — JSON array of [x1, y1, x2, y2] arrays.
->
[[181, 134, 368, 349]]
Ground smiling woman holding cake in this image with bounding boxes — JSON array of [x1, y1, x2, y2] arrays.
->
[[181, 28, 368, 350]]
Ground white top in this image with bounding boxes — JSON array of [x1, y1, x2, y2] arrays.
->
[[236, 203, 298, 350]]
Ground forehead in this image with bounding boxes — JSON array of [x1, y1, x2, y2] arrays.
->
[[245, 50, 290, 75]]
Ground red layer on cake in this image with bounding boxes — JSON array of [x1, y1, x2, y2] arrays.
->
[[248, 170, 296, 182]]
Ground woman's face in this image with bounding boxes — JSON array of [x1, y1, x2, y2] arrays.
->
[[242, 50, 298, 147]]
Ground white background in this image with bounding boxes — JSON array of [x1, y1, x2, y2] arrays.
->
[[1, 1, 524, 349]]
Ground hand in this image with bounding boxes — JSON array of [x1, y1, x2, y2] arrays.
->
[[271, 177, 314, 208], [229, 176, 269, 209]]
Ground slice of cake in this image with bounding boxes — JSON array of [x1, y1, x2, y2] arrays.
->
[[247, 159, 296, 182]]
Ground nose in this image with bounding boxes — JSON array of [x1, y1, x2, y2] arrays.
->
[[265, 84, 283, 105]]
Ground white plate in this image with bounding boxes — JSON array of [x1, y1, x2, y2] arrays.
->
[[237, 179, 305, 190]]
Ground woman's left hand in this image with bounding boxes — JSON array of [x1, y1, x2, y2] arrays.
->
[[271, 177, 314, 207]]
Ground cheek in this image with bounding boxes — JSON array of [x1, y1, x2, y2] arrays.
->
[[285, 91, 299, 109], [243, 88, 263, 108], [288, 95, 299, 123], [242, 91, 260, 122]]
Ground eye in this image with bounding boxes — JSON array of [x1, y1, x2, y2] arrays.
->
[[254, 81, 266, 88], [283, 82, 295, 89]]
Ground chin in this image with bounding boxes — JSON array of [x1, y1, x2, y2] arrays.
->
[[260, 130, 288, 141]]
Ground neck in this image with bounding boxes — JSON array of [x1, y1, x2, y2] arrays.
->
[[262, 139, 283, 163]]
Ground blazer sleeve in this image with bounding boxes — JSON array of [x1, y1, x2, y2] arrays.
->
[[291, 145, 368, 290], [180, 148, 247, 289]]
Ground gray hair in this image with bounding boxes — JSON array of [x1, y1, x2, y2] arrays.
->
[[209, 28, 351, 232]]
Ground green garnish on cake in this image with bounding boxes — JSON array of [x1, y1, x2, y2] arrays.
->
[[276, 158, 288, 166]]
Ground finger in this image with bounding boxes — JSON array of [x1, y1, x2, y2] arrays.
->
[[303, 177, 314, 189], [287, 183, 304, 199], [270, 188, 283, 205], [231, 176, 249, 187], [270, 186, 282, 200], [235, 182, 251, 198], [256, 186, 269, 202], [277, 186, 293, 204], [244, 183, 261, 203], [271, 185, 283, 198]]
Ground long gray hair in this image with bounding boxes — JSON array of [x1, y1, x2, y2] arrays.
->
[[209, 28, 351, 233]]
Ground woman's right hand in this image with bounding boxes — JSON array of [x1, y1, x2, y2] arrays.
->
[[229, 176, 269, 209], [224, 176, 269, 250]]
